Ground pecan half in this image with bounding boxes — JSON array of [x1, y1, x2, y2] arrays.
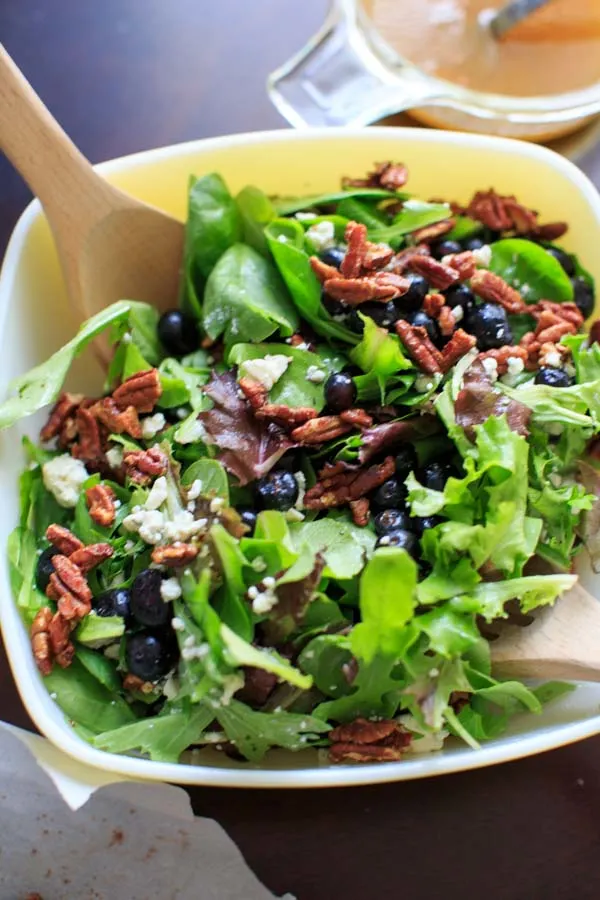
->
[[330, 718, 398, 744], [309, 256, 340, 284], [408, 256, 460, 290], [411, 218, 454, 244], [478, 345, 528, 376], [238, 376, 269, 410], [395, 321, 443, 374], [254, 404, 318, 426], [440, 328, 477, 372], [123, 447, 168, 484], [388, 244, 431, 274], [69, 543, 113, 573], [86, 484, 117, 527], [48, 611, 75, 668], [73, 406, 104, 463], [91, 397, 142, 439], [113, 369, 162, 413], [290, 415, 353, 444], [466, 189, 537, 234], [342, 161, 408, 190], [533, 301, 583, 330], [48, 555, 92, 621], [304, 456, 395, 510], [328, 718, 411, 763], [40, 392, 84, 443], [30, 607, 53, 676], [339, 408, 373, 429], [470, 270, 525, 314], [349, 497, 370, 527], [323, 272, 410, 305], [151, 543, 199, 567], [440, 250, 477, 281], [531, 221, 568, 241], [340, 221, 394, 277], [45, 524, 83, 556], [422, 293, 445, 318]]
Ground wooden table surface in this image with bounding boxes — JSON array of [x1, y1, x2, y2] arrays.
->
[[3, 2, 600, 898]]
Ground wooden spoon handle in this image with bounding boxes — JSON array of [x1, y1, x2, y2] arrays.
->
[[0, 45, 112, 227]]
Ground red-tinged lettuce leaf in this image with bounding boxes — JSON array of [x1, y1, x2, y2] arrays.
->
[[455, 365, 531, 438], [359, 415, 440, 464], [199, 371, 294, 485]]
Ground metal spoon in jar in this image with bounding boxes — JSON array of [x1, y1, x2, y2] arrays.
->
[[487, 0, 558, 40]]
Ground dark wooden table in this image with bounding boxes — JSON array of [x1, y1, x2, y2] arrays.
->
[[3, 2, 600, 897]]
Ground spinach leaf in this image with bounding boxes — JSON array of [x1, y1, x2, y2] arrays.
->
[[235, 185, 276, 256], [158, 358, 209, 409], [489, 239, 574, 303], [203, 244, 298, 347], [44, 660, 136, 733], [181, 173, 243, 318], [75, 615, 125, 646], [336, 197, 388, 231], [181, 458, 229, 501], [111, 301, 163, 366], [289, 514, 376, 579], [265, 218, 305, 249], [273, 187, 404, 216], [76, 646, 122, 693], [94, 704, 214, 763], [369, 201, 451, 246], [267, 238, 359, 344], [446, 217, 483, 242]]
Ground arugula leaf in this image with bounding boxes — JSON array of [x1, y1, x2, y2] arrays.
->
[[94, 704, 214, 763], [235, 185, 276, 256], [158, 358, 209, 409], [0, 301, 133, 430], [220, 624, 312, 689], [44, 660, 136, 733], [203, 243, 298, 347], [215, 699, 330, 762], [265, 217, 306, 249], [264, 548, 324, 642], [288, 515, 376, 579], [489, 239, 574, 304], [273, 187, 403, 216]]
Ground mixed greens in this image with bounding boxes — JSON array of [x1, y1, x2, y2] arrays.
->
[[2, 161, 600, 766]]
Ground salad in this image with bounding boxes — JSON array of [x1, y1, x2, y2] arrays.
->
[[1, 160, 599, 766]]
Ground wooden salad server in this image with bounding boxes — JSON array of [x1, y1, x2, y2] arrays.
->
[[491, 582, 600, 682], [0, 45, 183, 361]]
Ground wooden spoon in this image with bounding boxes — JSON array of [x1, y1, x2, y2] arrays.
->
[[491, 583, 600, 682], [0, 45, 183, 363]]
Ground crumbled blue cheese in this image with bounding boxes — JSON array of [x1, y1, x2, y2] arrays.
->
[[122, 507, 166, 544], [294, 471, 306, 509], [285, 508, 305, 522], [295, 211, 317, 221], [160, 577, 182, 602], [141, 412, 166, 440], [42, 455, 89, 508], [163, 511, 207, 542], [162, 674, 180, 700], [506, 356, 525, 377], [238, 354, 291, 391], [481, 357, 498, 382], [221, 673, 245, 706], [209, 497, 225, 513], [415, 374, 435, 393], [106, 445, 124, 468], [187, 479, 203, 501], [248, 577, 278, 614], [145, 475, 168, 511], [471, 244, 492, 267], [450, 305, 464, 323], [543, 350, 562, 369], [306, 365, 327, 384], [171, 616, 186, 632], [305, 220, 335, 252]]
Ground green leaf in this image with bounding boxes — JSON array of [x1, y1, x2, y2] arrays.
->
[[336, 197, 388, 231], [113, 301, 163, 366], [181, 458, 229, 501], [265, 217, 306, 249], [220, 624, 312, 689], [273, 187, 403, 216], [184, 173, 243, 298], [350, 316, 412, 402], [215, 699, 330, 762], [94, 704, 215, 762], [446, 217, 482, 241], [472, 573, 577, 619], [75, 614, 125, 646], [75, 646, 122, 693], [236, 185, 276, 256], [500, 378, 600, 428], [369, 201, 451, 245], [489, 239, 574, 304], [44, 660, 136, 733], [288, 515, 376, 579], [298, 634, 353, 698], [209, 523, 253, 641], [0, 301, 133, 430], [203, 244, 299, 347], [158, 358, 209, 409], [418, 604, 480, 657]]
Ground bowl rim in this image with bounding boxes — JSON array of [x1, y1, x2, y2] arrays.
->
[[3, 126, 600, 788]]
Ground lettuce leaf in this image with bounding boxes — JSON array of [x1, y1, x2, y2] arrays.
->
[[215, 699, 330, 761], [94, 704, 215, 763]]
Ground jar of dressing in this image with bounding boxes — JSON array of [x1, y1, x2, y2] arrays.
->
[[268, 0, 600, 140]]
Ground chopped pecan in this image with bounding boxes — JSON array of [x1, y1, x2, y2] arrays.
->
[[530, 306, 580, 345], [48, 555, 92, 621], [69, 543, 113, 573], [254, 404, 318, 426], [31, 607, 53, 676], [408, 255, 460, 290], [342, 161, 408, 190], [411, 219, 455, 244], [113, 368, 162, 413], [395, 321, 443, 374], [290, 415, 353, 445], [531, 221, 568, 241], [339, 408, 373, 429], [362, 243, 395, 272], [533, 301, 583, 330], [304, 456, 395, 510], [328, 717, 411, 763], [123, 673, 155, 693], [440, 328, 477, 372], [478, 345, 528, 376], [349, 497, 370, 527], [466, 189, 537, 234], [309, 256, 340, 284], [519, 331, 542, 369], [48, 611, 75, 668], [536, 321, 574, 344], [151, 543, 199, 567], [440, 250, 477, 281], [341, 221, 368, 278], [323, 271, 410, 304], [91, 397, 142, 439], [45, 524, 83, 556], [123, 447, 168, 484], [330, 718, 399, 744], [86, 484, 117, 527], [438, 305, 456, 338], [73, 406, 104, 463], [238, 376, 269, 410], [40, 392, 84, 443], [422, 293, 445, 318], [470, 270, 525, 314], [388, 244, 431, 274]]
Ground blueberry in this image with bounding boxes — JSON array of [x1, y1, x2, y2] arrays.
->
[[407, 310, 441, 344], [412, 515, 442, 536], [346, 310, 365, 334], [546, 247, 575, 277], [373, 508, 412, 536], [157, 310, 199, 357], [321, 289, 346, 317], [394, 445, 417, 480], [320, 246, 345, 269], [431, 239, 462, 260], [126, 632, 172, 682], [360, 300, 398, 329], [418, 461, 454, 492], [534, 366, 574, 388], [572, 276, 595, 320], [36, 547, 58, 592], [130, 569, 170, 627], [463, 236, 485, 251], [325, 372, 357, 413], [371, 477, 406, 511], [239, 507, 258, 534], [376, 529, 419, 556], [444, 283, 475, 314], [464, 302, 513, 350], [397, 274, 429, 312], [93, 588, 131, 620], [255, 470, 299, 512]]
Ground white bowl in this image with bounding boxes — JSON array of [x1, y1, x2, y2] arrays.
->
[[2, 127, 600, 788]]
